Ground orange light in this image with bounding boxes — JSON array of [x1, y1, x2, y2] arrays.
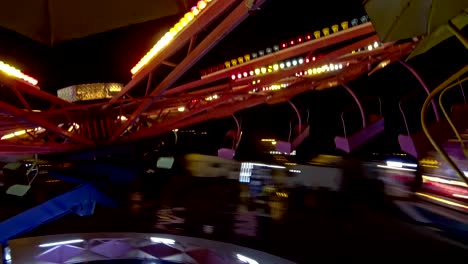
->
[[0, 60, 38, 86], [130, 0, 214, 75]]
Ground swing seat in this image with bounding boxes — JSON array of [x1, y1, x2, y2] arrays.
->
[[218, 148, 236, 159], [275, 125, 310, 154], [399, 104, 468, 158], [335, 117, 385, 153]]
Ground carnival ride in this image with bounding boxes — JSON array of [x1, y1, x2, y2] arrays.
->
[[0, 0, 415, 159], [0, 0, 467, 257]]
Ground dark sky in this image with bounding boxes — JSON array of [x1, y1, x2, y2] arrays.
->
[[0, 0, 467, 156]]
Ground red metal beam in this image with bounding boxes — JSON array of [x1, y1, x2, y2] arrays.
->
[[123, 42, 415, 142], [108, 0, 240, 104], [0, 101, 95, 146], [126, 95, 267, 140], [110, 0, 267, 142], [0, 72, 74, 108]]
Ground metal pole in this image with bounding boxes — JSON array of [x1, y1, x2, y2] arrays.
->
[[342, 84, 366, 128], [399, 60, 440, 121]]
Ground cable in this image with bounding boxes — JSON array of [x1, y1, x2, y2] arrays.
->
[[421, 65, 468, 185]]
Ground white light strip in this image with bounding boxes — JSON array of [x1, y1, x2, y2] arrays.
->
[[237, 254, 259, 264], [453, 194, 468, 199], [150, 237, 175, 244], [377, 165, 416, 172], [386, 161, 418, 168], [39, 239, 84, 248], [249, 162, 286, 169], [423, 175, 468, 187]]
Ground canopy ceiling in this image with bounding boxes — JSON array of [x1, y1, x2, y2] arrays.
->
[[0, 0, 188, 46]]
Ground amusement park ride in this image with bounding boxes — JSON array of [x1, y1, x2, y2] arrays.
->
[[0, 0, 416, 160], [0, 0, 467, 253]]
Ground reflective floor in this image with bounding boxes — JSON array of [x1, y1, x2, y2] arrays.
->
[[3, 174, 468, 263]]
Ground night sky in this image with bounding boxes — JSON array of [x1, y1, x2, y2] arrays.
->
[[0, 0, 467, 158]]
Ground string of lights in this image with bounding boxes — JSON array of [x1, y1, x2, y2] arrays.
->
[[200, 15, 370, 77], [0, 60, 38, 86], [130, 0, 215, 75]]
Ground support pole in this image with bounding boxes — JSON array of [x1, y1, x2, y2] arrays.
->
[[288, 101, 302, 133], [399, 60, 440, 121]]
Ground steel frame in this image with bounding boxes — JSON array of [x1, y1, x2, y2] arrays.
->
[[0, 0, 416, 156]]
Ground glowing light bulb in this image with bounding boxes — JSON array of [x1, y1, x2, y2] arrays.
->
[[341, 21, 349, 30], [231, 75, 236, 80], [332, 24, 339, 33], [237, 73, 242, 79], [191, 7, 200, 16], [292, 60, 297, 66], [243, 72, 248, 77], [322, 27, 330, 36], [314, 31, 321, 39], [286, 61, 291, 67], [298, 58, 304, 64], [175, 22, 183, 31], [279, 63, 285, 69], [185, 12, 194, 21], [254, 68, 260, 75], [261, 67, 267, 74], [273, 64, 279, 71], [197, 0, 207, 10], [180, 17, 188, 26]]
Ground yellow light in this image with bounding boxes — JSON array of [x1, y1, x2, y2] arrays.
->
[[224, 61, 231, 68], [0, 60, 38, 86], [244, 54, 250, 62], [417, 192, 468, 210], [175, 22, 183, 31], [254, 68, 260, 75], [261, 67, 267, 74], [322, 27, 330, 36], [308, 69, 312, 74], [184, 12, 194, 21], [178, 106, 185, 112], [261, 139, 276, 142], [130, 0, 215, 75], [314, 31, 321, 39], [238, 57, 244, 64], [332, 24, 339, 33], [180, 17, 189, 27], [197, 0, 207, 10], [341, 21, 349, 30], [231, 59, 237, 66], [273, 64, 279, 71]]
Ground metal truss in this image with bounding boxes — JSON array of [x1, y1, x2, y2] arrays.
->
[[0, 0, 415, 156]]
